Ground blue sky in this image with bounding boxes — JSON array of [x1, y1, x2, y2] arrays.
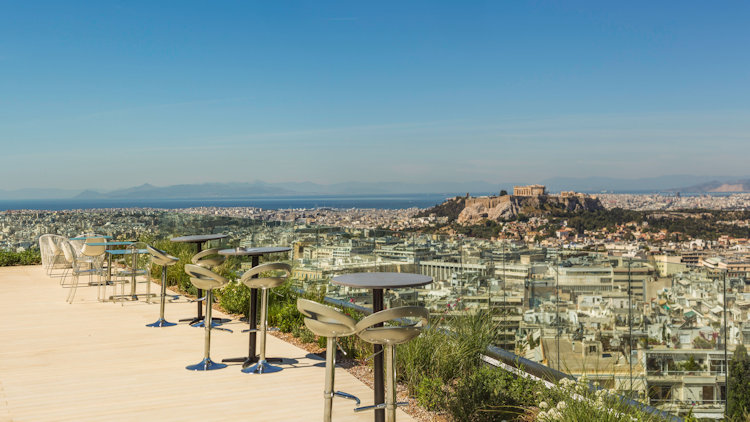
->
[[1, 1, 749, 190]]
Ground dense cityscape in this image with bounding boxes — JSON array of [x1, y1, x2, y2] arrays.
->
[[3, 188, 750, 419]]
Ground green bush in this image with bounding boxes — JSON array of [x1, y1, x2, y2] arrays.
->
[[537, 378, 666, 422], [0, 249, 42, 266], [272, 301, 304, 333], [218, 281, 253, 317], [398, 310, 500, 395], [416, 376, 447, 411], [447, 366, 536, 422], [728, 345, 750, 420]]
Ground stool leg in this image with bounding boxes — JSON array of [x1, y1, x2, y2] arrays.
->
[[146, 266, 176, 327], [204, 292, 212, 359], [385, 344, 396, 422], [186, 289, 226, 371], [324, 336, 336, 422], [243, 287, 282, 374]]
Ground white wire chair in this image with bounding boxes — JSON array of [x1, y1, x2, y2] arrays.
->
[[38, 234, 53, 273], [60, 240, 102, 304], [40, 235, 71, 278], [109, 242, 154, 304]]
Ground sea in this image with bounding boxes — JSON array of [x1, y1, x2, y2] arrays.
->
[[0, 193, 477, 211], [0, 191, 740, 211]]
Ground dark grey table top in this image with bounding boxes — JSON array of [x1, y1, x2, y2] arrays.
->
[[331, 272, 432, 289], [218, 246, 292, 256], [170, 234, 228, 243]]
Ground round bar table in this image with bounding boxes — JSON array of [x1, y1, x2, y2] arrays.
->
[[170, 234, 228, 325], [331, 272, 432, 422], [218, 247, 292, 367]]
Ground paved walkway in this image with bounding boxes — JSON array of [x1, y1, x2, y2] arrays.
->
[[0, 265, 412, 422]]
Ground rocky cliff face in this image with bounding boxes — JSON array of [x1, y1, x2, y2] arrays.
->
[[454, 194, 603, 224]]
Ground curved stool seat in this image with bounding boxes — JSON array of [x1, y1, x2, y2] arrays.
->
[[189, 248, 226, 328], [146, 245, 179, 327], [191, 248, 225, 268], [241, 262, 291, 374], [298, 298, 361, 422], [355, 306, 429, 422], [184, 264, 232, 371]]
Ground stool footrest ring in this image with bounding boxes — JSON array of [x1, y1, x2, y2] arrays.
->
[[334, 391, 361, 405]]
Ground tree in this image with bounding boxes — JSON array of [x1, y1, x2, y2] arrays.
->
[[499, 189, 508, 196], [728, 344, 750, 420]]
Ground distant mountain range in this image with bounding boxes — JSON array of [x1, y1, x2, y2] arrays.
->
[[664, 179, 750, 193], [73, 180, 502, 199], [539, 175, 750, 193], [1, 175, 749, 200]]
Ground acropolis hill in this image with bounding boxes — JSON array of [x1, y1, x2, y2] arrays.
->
[[419, 185, 604, 224]]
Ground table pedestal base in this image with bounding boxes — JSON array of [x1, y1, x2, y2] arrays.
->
[[146, 318, 177, 327], [242, 359, 283, 374], [221, 356, 283, 368], [189, 318, 226, 328], [186, 358, 227, 371]]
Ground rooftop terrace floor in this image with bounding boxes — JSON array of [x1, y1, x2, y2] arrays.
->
[[0, 265, 413, 422]]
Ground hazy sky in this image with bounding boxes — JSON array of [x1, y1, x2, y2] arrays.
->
[[1, 1, 749, 190]]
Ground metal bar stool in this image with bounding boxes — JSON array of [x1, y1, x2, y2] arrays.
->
[[240, 262, 291, 374], [184, 264, 232, 371], [190, 248, 226, 328], [355, 306, 429, 422], [146, 245, 179, 327], [297, 298, 361, 421]]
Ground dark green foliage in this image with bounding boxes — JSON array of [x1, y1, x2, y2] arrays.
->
[[680, 355, 701, 371], [416, 376, 447, 410], [454, 220, 502, 238], [692, 336, 713, 349], [441, 207, 750, 240], [218, 281, 252, 317], [447, 366, 537, 422], [728, 344, 750, 420], [0, 249, 42, 266], [397, 310, 499, 396], [415, 196, 467, 220], [271, 301, 303, 333]]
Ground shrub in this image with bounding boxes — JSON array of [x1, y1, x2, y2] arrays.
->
[[416, 376, 447, 411], [728, 345, 750, 420], [0, 249, 42, 266], [537, 377, 667, 422], [448, 366, 536, 421], [398, 310, 500, 395], [272, 301, 304, 333], [218, 281, 252, 317]]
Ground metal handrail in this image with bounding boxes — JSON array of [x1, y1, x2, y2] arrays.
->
[[484, 346, 683, 422]]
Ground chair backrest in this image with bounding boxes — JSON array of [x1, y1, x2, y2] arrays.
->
[[81, 237, 107, 258], [240, 262, 291, 289], [184, 264, 228, 291], [147, 245, 179, 267], [49, 235, 69, 268], [297, 298, 357, 338], [38, 234, 53, 267], [59, 240, 79, 267], [191, 248, 225, 268], [70, 233, 106, 256], [355, 306, 429, 346]]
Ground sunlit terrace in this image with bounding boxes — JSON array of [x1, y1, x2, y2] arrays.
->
[[0, 265, 414, 422]]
